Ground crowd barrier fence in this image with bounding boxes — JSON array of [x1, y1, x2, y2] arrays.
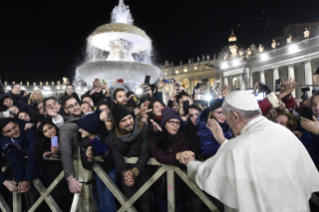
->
[[1, 149, 319, 212]]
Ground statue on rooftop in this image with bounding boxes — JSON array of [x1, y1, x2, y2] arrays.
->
[[213, 54, 216, 60], [259, 44, 264, 53], [304, 28, 310, 39], [229, 44, 239, 58], [271, 40, 277, 49], [223, 53, 228, 61], [287, 34, 292, 44], [197, 56, 200, 62], [188, 58, 191, 63], [207, 55, 210, 60], [239, 49, 244, 57], [246, 48, 252, 57]]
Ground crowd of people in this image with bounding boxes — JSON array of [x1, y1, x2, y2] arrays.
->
[[0, 71, 319, 211]]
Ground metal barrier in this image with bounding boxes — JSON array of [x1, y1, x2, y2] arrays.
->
[[0, 149, 220, 212], [1, 149, 319, 212]]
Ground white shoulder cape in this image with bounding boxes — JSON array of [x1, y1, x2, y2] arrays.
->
[[188, 116, 319, 212]]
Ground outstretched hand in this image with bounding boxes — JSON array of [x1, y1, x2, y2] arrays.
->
[[206, 119, 226, 145], [221, 85, 230, 98], [150, 119, 162, 132], [300, 116, 319, 135]]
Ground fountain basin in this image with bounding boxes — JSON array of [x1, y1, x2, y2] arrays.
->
[[77, 61, 160, 90]]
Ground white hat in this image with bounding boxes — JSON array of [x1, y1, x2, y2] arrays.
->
[[224, 91, 259, 111]]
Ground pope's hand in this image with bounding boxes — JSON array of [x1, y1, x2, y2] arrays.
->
[[207, 118, 226, 145]]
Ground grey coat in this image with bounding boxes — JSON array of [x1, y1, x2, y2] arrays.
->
[[59, 114, 84, 180]]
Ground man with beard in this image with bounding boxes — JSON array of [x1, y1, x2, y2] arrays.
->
[[108, 105, 151, 212], [113, 88, 128, 106], [59, 95, 84, 194], [0, 118, 39, 210]]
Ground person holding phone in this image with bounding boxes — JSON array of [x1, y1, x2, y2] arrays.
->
[[196, 98, 232, 158], [77, 112, 117, 212], [36, 120, 73, 212]]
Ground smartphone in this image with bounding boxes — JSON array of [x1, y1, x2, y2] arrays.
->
[[92, 84, 97, 90], [256, 92, 265, 101], [301, 87, 310, 92], [144, 75, 151, 85], [183, 101, 189, 115], [301, 108, 314, 120], [163, 78, 170, 83], [266, 92, 279, 108], [275, 79, 281, 92], [171, 79, 175, 84], [102, 79, 106, 84], [51, 136, 59, 147], [118, 79, 124, 83]]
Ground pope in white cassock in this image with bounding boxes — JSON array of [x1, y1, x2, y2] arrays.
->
[[182, 91, 319, 212]]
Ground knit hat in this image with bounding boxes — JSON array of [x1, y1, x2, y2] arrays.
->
[[111, 105, 134, 127], [160, 107, 182, 127], [209, 98, 224, 111], [77, 113, 101, 135]]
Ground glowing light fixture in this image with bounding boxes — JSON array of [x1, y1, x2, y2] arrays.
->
[[260, 53, 269, 61], [34, 86, 39, 90], [221, 62, 229, 69], [288, 45, 299, 53], [232, 59, 240, 66], [56, 86, 60, 89], [205, 95, 212, 101]]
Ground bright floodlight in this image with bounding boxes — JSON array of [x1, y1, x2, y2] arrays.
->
[[260, 53, 269, 61], [56, 86, 60, 89], [288, 45, 299, 53], [221, 62, 229, 69], [232, 59, 240, 66], [205, 95, 212, 101], [34, 86, 39, 90]]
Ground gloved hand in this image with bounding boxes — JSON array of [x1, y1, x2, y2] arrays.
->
[[91, 136, 109, 156]]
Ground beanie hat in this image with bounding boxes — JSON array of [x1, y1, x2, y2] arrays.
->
[[161, 107, 182, 127], [111, 105, 134, 127], [209, 98, 224, 111], [77, 113, 101, 135]]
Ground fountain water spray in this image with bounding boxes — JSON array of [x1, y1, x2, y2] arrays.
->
[[78, 0, 159, 90]]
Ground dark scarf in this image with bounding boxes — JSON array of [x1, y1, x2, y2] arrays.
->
[[185, 123, 202, 160], [115, 118, 145, 142]]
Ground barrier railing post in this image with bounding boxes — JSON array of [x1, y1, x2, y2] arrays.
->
[[0, 193, 12, 212], [12, 191, 21, 212], [167, 167, 175, 212]]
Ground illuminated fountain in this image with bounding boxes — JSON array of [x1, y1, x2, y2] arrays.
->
[[77, 0, 160, 89]]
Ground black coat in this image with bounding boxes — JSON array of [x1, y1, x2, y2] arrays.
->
[[108, 125, 150, 175], [80, 137, 115, 173]]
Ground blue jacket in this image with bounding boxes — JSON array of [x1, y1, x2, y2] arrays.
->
[[298, 124, 319, 165], [0, 119, 38, 184], [196, 107, 233, 157]]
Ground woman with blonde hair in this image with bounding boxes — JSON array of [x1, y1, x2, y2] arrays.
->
[[28, 89, 44, 109]]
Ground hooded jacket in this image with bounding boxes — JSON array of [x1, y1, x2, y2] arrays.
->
[[196, 107, 233, 157]]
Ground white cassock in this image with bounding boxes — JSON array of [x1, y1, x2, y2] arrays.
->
[[188, 116, 319, 212]]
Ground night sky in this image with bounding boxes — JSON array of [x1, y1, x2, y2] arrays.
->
[[1, 0, 319, 83]]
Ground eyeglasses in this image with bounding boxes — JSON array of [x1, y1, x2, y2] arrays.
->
[[167, 120, 181, 126], [66, 102, 79, 109]]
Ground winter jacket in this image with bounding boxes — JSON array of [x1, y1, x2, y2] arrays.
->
[[0, 119, 38, 184], [108, 123, 150, 177], [196, 107, 233, 157], [1, 91, 30, 111], [59, 114, 84, 180], [298, 124, 319, 166], [181, 119, 203, 160], [149, 131, 189, 165], [80, 137, 115, 173]]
